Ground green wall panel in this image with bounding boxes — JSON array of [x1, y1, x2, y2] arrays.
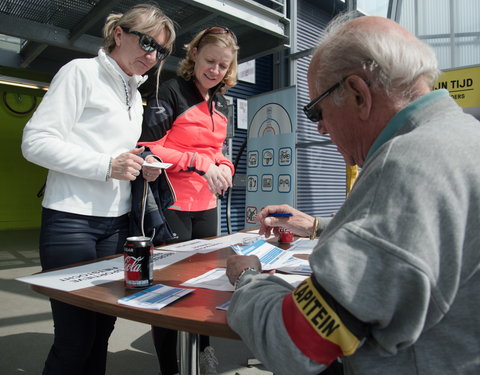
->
[[1, 89, 45, 230]]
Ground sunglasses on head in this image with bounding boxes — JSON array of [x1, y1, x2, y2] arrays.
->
[[200, 26, 238, 45], [121, 26, 170, 61]]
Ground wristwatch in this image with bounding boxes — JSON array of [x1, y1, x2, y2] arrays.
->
[[234, 267, 258, 289]]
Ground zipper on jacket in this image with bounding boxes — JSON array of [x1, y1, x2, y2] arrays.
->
[[102, 51, 134, 121], [207, 82, 225, 132], [119, 76, 132, 120]]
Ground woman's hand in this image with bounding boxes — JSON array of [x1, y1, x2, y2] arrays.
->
[[255, 204, 316, 238], [203, 164, 233, 195], [218, 164, 233, 187], [141, 155, 162, 182], [110, 147, 145, 181]]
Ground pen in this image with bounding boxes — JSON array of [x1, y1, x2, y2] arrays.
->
[[267, 213, 293, 217]]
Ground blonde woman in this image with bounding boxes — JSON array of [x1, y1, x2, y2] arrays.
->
[[21, 4, 175, 374], [140, 26, 239, 375]]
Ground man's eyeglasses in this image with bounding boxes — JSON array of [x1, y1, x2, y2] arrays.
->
[[121, 26, 170, 61], [303, 78, 345, 122], [200, 26, 238, 45]]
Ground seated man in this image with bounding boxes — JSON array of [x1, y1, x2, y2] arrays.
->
[[226, 12, 480, 375]]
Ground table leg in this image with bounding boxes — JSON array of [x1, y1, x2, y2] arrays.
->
[[179, 331, 199, 375]]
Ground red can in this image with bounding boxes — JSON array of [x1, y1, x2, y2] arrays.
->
[[124, 236, 153, 289], [278, 227, 294, 243]]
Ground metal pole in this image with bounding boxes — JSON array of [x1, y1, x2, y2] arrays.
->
[[179, 331, 199, 375]]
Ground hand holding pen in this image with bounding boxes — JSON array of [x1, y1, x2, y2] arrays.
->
[[267, 213, 293, 217], [254, 204, 317, 238]]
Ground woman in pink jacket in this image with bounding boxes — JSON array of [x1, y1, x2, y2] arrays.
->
[[140, 26, 239, 375]]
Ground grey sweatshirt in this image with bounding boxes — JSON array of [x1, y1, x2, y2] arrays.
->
[[228, 90, 480, 375]]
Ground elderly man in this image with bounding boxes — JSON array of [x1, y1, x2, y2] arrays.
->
[[226, 13, 480, 375]]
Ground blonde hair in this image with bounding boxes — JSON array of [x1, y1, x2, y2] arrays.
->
[[102, 3, 175, 54], [102, 3, 175, 92], [177, 28, 239, 93]]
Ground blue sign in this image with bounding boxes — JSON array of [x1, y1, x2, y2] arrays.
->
[[245, 86, 296, 226]]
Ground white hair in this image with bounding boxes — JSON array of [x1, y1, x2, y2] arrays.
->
[[311, 12, 441, 102]]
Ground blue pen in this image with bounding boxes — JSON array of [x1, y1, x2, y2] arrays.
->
[[267, 213, 293, 217]]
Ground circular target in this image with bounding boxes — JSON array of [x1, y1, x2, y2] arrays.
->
[[248, 103, 292, 138]]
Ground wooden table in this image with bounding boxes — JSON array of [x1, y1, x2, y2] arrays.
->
[[31, 246, 240, 375]]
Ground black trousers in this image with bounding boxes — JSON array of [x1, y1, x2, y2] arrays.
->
[[163, 207, 218, 243], [40, 208, 129, 375], [43, 300, 116, 375]]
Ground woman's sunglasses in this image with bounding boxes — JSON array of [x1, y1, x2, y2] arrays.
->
[[121, 26, 170, 61], [200, 26, 238, 45]]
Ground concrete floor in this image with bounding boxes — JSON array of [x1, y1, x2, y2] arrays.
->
[[0, 229, 273, 375]]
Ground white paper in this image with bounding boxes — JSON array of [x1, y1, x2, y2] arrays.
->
[[16, 250, 192, 292], [182, 268, 309, 293], [16, 257, 124, 292], [231, 240, 294, 271], [236, 98, 248, 129], [142, 161, 172, 169], [277, 258, 312, 275], [238, 60, 256, 84], [118, 284, 194, 310], [215, 232, 263, 247], [152, 250, 193, 269], [181, 268, 235, 291], [159, 239, 216, 252], [158, 233, 263, 254]]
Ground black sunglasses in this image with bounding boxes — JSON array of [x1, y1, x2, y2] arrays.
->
[[200, 26, 238, 45], [303, 78, 345, 122], [121, 26, 170, 61]]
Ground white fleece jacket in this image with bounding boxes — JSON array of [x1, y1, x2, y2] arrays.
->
[[22, 49, 145, 217]]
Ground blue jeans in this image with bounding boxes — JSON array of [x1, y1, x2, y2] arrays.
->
[[40, 208, 129, 375]]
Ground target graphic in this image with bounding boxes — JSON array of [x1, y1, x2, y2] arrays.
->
[[248, 103, 293, 138]]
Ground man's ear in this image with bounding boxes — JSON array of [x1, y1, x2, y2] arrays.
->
[[345, 75, 372, 121]]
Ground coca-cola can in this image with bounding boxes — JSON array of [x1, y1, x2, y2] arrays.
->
[[123, 236, 153, 289]]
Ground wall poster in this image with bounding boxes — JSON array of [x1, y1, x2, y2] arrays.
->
[[244, 86, 296, 226]]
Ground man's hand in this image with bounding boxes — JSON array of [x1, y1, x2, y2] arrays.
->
[[255, 204, 316, 238], [226, 255, 262, 285]]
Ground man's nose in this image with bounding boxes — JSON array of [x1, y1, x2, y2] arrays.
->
[[317, 121, 328, 135]]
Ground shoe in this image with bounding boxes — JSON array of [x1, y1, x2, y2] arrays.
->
[[199, 346, 219, 375]]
